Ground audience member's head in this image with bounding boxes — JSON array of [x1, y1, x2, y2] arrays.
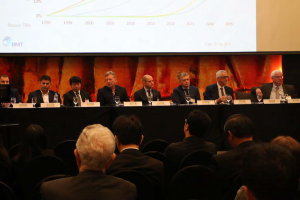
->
[[271, 136, 300, 175], [17, 124, 48, 161], [224, 114, 253, 148], [75, 124, 116, 172], [0, 74, 9, 84], [242, 144, 299, 200], [112, 115, 143, 151], [185, 110, 211, 138]]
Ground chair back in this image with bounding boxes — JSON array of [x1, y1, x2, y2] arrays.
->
[[0, 181, 17, 200], [179, 150, 213, 170], [112, 170, 155, 200], [0, 162, 13, 187], [8, 144, 20, 159], [19, 155, 68, 200], [143, 151, 167, 165], [54, 140, 78, 176], [30, 174, 70, 200], [141, 139, 169, 153], [168, 165, 216, 200], [235, 92, 252, 100]]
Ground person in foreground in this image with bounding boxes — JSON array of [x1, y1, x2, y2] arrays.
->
[[97, 71, 129, 106], [134, 75, 161, 105], [40, 124, 137, 200], [172, 72, 200, 104], [203, 70, 234, 103], [241, 144, 299, 200], [63, 76, 92, 106]]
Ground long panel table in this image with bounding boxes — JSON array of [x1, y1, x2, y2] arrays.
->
[[1, 104, 300, 150]]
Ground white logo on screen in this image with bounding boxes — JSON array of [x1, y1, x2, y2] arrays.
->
[[3, 37, 12, 47]]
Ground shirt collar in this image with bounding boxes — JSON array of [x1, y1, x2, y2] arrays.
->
[[73, 90, 80, 95], [273, 83, 282, 89], [120, 147, 139, 152], [181, 86, 189, 90], [40, 90, 49, 96], [217, 82, 224, 89]]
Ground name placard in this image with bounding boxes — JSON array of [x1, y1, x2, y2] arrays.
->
[[124, 102, 142, 107], [152, 101, 170, 106], [263, 99, 280, 104], [40, 103, 61, 108], [197, 100, 215, 105], [234, 100, 251, 105], [288, 99, 300, 104], [81, 102, 100, 107], [13, 103, 34, 108]]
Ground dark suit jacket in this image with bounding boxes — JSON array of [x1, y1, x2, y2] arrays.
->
[[164, 136, 217, 177], [40, 170, 137, 200], [134, 88, 162, 105], [254, 83, 298, 99], [172, 85, 201, 104], [106, 149, 164, 189], [63, 90, 92, 106], [97, 85, 129, 106], [209, 141, 255, 198], [11, 88, 23, 103], [203, 83, 234, 100], [27, 90, 61, 107]]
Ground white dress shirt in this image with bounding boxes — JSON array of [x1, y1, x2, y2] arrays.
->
[[270, 84, 284, 99], [41, 90, 49, 103], [217, 82, 227, 98]]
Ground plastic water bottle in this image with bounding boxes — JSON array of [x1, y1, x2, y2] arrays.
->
[[54, 93, 58, 103]]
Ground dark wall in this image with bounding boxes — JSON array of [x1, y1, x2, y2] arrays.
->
[[283, 54, 300, 97]]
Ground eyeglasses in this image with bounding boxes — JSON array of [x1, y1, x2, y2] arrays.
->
[[219, 76, 229, 78], [273, 76, 284, 79]]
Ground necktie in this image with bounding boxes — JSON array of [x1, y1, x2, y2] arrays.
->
[[220, 88, 225, 96], [184, 89, 189, 95], [147, 90, 151, 97], [276, 86, 279, 99], [76, 92, 81, 106]]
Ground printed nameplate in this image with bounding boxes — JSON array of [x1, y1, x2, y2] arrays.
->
[[287, 99, 300, 104], [13, 103, 33, 108], [124, 102, 142, 107], [263, 99, 280, 104], [234, 100, 251, 105], [81, 102, 100, 107], [152, 101, 170, 106], [197, 100, 215, 105], [41, 103, 60, 108]]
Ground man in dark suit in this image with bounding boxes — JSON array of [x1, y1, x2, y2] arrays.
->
[[97, 71, 129, 106], [63, 76, 92, 107], [0, 74, 23, 103], [204, 70, 234, 103], [164, 110, 217, 178], [252, 70, 298, 100], [209, 114, 255, 199], [134, 75, 161, 105], [172, 72, 200, 104], [106, 115, 164, 193], [40, 124, 137, 200], [27, 75, 61, 107]]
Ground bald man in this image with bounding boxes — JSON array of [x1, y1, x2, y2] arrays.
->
[[134, 75, 161, 105]]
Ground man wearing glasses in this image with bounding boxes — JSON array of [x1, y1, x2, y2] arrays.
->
[[253, 70, 297, 99], [204, 70, 234, 103]]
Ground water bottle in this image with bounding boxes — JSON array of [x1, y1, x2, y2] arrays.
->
[[54, 93, 58, 103]]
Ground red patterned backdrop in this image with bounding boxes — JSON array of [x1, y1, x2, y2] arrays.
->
[[0, 55, 282, 102]]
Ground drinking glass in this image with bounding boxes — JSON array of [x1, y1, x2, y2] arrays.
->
[[10, 97, 16, 105], [185, 94, 191, 104], [114, 96, 120, 106], [147, 95, 153, 104], [73, 96, 78, 107], [280, 94, 286, 103], [85, 98, 89, 103], [257, 94, 263, 103], [226, 95, 232, 104], [32, 97, 37, 107]]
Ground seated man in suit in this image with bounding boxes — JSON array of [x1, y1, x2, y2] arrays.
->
[[27, 75, 61, 107], [172, 72, 200, 104], [164, 110, 217, 178], [252, 70, 298, 100], [210, 114, 255, 199], [106, 115, 164, 192], [0, 74, 23, 104], [40, 124, 137, 200], [204, 70, 234, 103], [63, 76, 92, 107], [134, 75, 161, 105], [97, 71, 129, 106], [241, 144, 299, 200]]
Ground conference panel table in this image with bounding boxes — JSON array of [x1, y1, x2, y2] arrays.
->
[[0, 103, 299, 150]]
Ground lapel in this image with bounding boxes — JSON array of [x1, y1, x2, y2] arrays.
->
[[224, 86, 231, 96], [266, 83, 273, 99], [37, 91, 44, 103], [49, 91, 54, 103], [213, 83, 220, 99], [141, 89, 148, 101], [282, 84, 288, 94]]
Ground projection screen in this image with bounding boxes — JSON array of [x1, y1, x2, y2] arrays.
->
[[0, 0, 299, 54]]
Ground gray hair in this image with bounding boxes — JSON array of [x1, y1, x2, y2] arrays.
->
[[105, 71, 116, 78], [142, 75, 152, 82], [216, 70, 227, 78], [76, 124, 115, 170], [178, 72, 189, 81], [271, 70, 282, 78]]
